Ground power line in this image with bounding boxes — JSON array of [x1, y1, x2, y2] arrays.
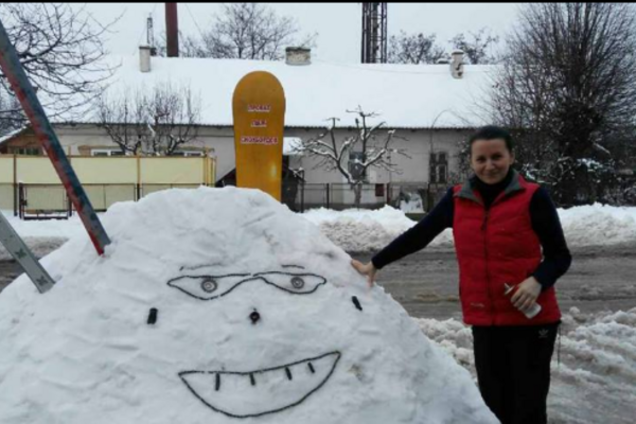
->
[[184, 3, 206, 41]]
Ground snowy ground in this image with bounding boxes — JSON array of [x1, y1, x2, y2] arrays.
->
[[302, 203, 636, 252], [417, 307, 636, 424], [2, 202, 636, 423], [3, 202, 636, 257]]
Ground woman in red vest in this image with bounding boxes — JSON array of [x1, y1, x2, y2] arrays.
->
[[352, 126, 571, 424]]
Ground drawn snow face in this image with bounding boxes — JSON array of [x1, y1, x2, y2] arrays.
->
[[167, 269, 327, 301], [163, 266, 359, 419], [0, 189, 497, 424]]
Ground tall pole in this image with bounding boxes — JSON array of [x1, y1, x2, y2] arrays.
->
[[166, 3, 179, 57]]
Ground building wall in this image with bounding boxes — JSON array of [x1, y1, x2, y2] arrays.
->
[[6, 124, 471, 185], [286, 127, 470, 185], [0, 130, 43, 155]]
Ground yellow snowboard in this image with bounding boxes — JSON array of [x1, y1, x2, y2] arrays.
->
[[232, 71, 286, 201]]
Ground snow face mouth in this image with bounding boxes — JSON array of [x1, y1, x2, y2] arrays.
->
[[179, 351, 341, 418]]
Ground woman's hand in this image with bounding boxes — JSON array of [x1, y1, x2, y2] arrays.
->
[[510, 276, 542, 312], [351, 259, 378, 287]]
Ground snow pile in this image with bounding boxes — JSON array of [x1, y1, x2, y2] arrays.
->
[[302, 203, 636, 252], [0, 188, 495, 424], [0, 212, 89, 239], [558, 203, 636, 247], [4, 202, 635, 256], [399, 193, 425, 213], [302, 205, 453, 252], [0, 213, 88, 260], [414, 307, 636, 424]]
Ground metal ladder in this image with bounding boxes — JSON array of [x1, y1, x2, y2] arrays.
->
[[0, 213, 55, 293]]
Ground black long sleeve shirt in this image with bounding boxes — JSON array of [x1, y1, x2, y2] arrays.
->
[[372, 176, 572, 290]]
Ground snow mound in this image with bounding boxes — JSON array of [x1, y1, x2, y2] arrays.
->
[[0, 187, 495, 424]]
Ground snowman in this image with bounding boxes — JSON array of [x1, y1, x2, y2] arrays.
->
[[0, 187, 497, 424]]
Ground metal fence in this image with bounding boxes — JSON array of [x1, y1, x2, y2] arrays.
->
[[18, 184, 70, 220], [282, 182, 448, 212], [15, 180, 448, 219], [0, 154, 216, 217], [18, 183, 207, 220], [0, 183, 14, 211]]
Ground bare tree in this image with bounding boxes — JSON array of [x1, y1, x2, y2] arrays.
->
[[155, 30, 207, 59], [491, 3, 636, 206], [176, 3, 315, 60], [450, 28, 499, 64], [96, 90, 146, 155], [387, 31, 444, 64], [97, 83, 202, 156], [295, 107, 410, 207], [0, 3, 117, 122], [0, 87, 23, 134]]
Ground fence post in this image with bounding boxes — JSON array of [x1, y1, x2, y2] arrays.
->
[[326, 183, 330, 209], [13, 154, 17, 216], [18, 183, 23, 219], [136, 155, 141, 201], [300, 180, 305, 213]]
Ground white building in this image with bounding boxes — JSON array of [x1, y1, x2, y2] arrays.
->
[[2, 49, 496, 200]]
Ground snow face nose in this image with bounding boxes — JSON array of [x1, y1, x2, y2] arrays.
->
[[249, 309, 261, 324]]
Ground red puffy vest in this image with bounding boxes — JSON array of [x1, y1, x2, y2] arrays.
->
[[453, 174, 561, 326]]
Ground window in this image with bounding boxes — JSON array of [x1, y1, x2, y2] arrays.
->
[[429, 152, 448, 184], [91, 149, 125, 157], [375, 183, 385, 197], [349, 151, 366, 181], [12, 147, 40, 156], [171, 150, 205, 157]]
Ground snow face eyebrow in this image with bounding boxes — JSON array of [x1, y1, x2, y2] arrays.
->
[[167, 269, 327, 300], [281, 265, 306, 270], [252, 272, 327, 295], [167, 274, 260, 300]]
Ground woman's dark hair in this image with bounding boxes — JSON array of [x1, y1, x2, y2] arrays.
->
[[468, 125, 514, 155]]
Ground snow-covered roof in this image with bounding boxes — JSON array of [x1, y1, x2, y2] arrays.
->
[[0, 126, 28, 146], [73, 55, 498, 129]]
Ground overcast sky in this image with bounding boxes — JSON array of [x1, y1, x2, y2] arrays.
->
[[81, 3, 521, 63]]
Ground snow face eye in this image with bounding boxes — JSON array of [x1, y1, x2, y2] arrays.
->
[[291, 277, 305, 289], [253, 272, 327, 294], [167, 274, 259, 300], [201, 278, 218, 293]]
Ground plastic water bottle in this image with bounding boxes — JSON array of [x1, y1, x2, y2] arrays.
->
[[504, 283, 542, 319]]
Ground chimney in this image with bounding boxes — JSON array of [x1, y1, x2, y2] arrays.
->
[[165, 3, 179, 57], [146, 15, 157, 56], [285, 47, 311, 66], [450, 49, 464, 79], [139, 45, 151, 72]]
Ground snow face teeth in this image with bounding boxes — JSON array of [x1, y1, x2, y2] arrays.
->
[[179, 351, 341, 418]]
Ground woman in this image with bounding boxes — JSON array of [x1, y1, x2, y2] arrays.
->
[[352, 125, 571, 424]]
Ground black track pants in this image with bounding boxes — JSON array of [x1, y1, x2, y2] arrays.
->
[[472, 323, 559, 424]]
